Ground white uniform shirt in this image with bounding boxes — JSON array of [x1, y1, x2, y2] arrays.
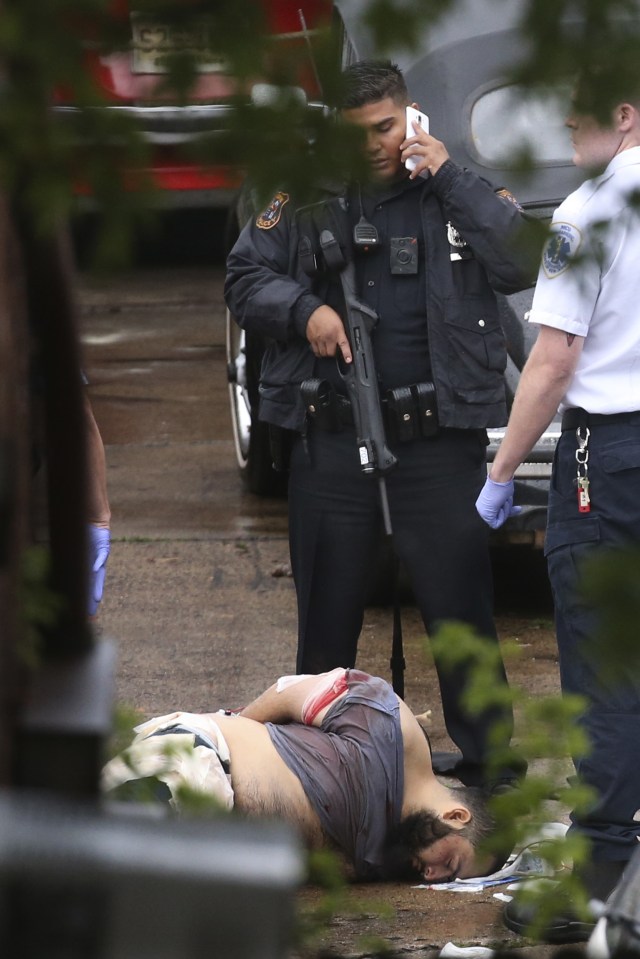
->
[[528, 145, 640, 413]]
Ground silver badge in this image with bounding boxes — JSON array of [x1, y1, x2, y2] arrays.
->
[[447, 221, 471, 261], [447, 221, 466, 248]]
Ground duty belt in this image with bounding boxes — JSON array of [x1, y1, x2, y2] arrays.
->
[[300, 378, 439, 441], [561, 407, 640, 431], [328, 391, 357, 428]]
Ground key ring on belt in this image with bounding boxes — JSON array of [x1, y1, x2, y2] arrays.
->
[[575, 426, 591, 512]]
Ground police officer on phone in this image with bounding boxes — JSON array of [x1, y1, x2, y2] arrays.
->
[[225, 59, 536, 791]]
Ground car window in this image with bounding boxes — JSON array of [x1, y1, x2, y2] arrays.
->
[[470, 84, 572, 165]]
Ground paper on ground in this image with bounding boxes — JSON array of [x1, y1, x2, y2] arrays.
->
[[414, 822, 568, 892], [440, 942, 494, 958]]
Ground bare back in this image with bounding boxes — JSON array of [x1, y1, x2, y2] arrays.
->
[[396, 698, 438, 813]]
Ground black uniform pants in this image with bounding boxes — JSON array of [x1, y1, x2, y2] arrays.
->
[[545, 421, 640, 864], [288, 425, 517, 786]]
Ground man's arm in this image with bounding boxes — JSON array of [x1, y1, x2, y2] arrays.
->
[[490, 325, 584, 481], [431, 162, 540, 293], [476, 324, 584, 528], [84, 392, 111, 616], [225, 207, 353, 361], [84, 392, 110, 527], [239, 669, 349, 727], [225, 199, 323, 340]]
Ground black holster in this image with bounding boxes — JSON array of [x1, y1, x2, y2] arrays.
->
[[300, 378, 345, 433], [269, 425, 295, 472]]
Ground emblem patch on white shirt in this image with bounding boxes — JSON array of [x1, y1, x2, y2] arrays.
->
[[542, 221, 582, 278]]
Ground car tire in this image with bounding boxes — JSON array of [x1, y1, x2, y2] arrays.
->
[[226, 309, 287, 497]]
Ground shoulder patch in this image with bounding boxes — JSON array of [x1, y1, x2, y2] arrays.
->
[[542, 221, 582, 278], [496, 187, 524, 211], [256, 192, 290, 230], [496, 188, 524, 211]]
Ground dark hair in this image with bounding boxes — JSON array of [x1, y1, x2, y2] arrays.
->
[[381, 786, 503, 882], [573, 63, 640, 121], [454, 785, 495, 847], [340, 59, 409, 110], [381, 809, 453, 881]]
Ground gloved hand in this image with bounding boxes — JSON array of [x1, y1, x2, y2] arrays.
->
[[88, 524, 110, 617], [475, 476, 522, 529]]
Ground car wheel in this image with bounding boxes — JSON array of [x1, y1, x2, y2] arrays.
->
[[225, 309, 286, 497]]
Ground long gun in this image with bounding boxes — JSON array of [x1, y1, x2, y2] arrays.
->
[[319, 227, 397, 535]]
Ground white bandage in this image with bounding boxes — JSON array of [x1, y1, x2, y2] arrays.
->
[[275, 674, 315, 693]]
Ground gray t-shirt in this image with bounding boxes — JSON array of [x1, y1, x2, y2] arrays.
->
[[266, 671, 404, 879]]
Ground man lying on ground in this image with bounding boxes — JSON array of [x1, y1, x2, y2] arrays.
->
[[102, 668, 505, 883]]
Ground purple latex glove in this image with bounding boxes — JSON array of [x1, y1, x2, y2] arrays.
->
[[475, 476, 522, 529], [88, 524, 110, 616]]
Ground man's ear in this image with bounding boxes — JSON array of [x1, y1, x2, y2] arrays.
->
[[442, 806, 472, 827], [618, 102, 635, 130]]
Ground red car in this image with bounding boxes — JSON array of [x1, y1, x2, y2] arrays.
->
[[55, 0, 334, 208]]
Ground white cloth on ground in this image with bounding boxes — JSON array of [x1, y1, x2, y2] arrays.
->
[[101, 710, 234, 811]]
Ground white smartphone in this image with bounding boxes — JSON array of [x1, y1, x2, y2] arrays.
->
[[404, 105, 430, 175]]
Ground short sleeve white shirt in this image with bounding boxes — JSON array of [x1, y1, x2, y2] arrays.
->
[[528, 145, 640, 413]]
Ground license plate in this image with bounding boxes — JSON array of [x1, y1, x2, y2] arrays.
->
[[131, 13, 225, 74]]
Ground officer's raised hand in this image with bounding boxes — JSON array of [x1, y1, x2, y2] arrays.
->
[[306, 305, 353, 363], [401, 103, 450, 179]]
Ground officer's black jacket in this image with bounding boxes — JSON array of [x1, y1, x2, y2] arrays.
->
[[224, 159, 537, 433]]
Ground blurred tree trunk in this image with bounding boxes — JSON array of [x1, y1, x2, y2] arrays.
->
[[0, 195, 30, 785], [20, 218, 90, 658]]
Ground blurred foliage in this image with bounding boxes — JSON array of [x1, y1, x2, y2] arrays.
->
[[17, 545, 66, 668], [431, 622, 594, 857], [104, 711, 395, 954], [0, 0, 269, 263], [359, 0, 460, 54], [511, 0, 640, 121], [5, 0, 640, 945], [430, 538, 640, 935], [296, 849, 394, 956], [429, 626, 591, 933], [0, 0, 638, 266], [107, 701, 147, 758], [104, 726, 235, 814]]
